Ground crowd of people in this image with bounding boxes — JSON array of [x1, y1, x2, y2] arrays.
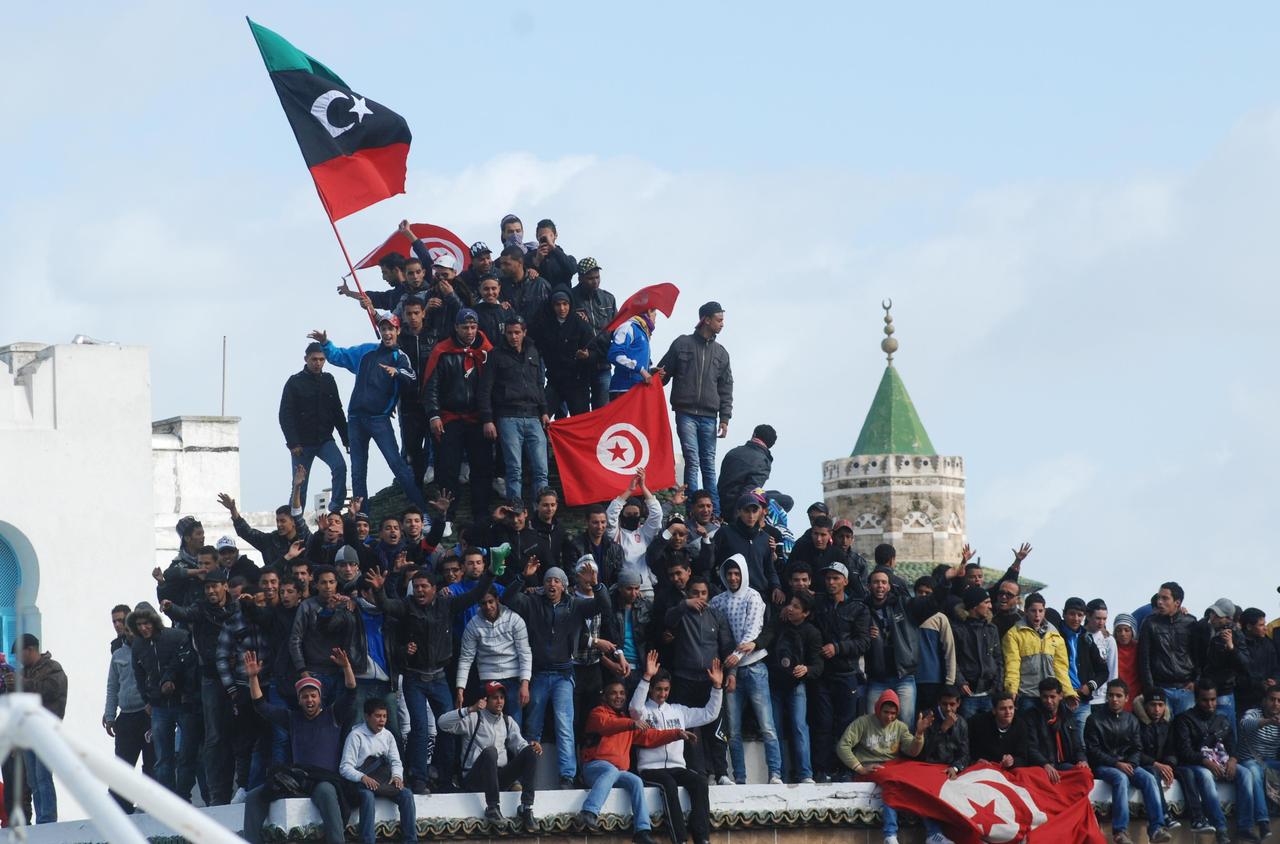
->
[[4, 213, 1279, 844]]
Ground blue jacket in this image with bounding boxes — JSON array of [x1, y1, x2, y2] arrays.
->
[[323, 340, 416, 417], [608, 317, 652, 393]]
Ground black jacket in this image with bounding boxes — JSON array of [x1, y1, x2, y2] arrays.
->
[[1085, 707, 1143, 768], [717, 440, 772, 508], [809, 593, 872, 678], [1139, 716, 1178, 767], [527, 244, 577, 291], [528, 517, 578, 576], [656, 332, 733, 422], [1237, 633, 1280, 712], [477, 338, 547, 422], [663, 601, 736, 682], [377, 573, 492, 676], [952, 607, 1004, 696], [1138, 611, 1198, 693], [1025, 702, 1086, 766], [1193, 620, 1249, 695], [165, 599, 237, 680], [234, 515, 310, 571], [502, 574, 609, 670], [1173, 706, 1234, 765], [765, 619, 824, 689], [129, 606, 196, 707], [423, 334, 490, 419], [530, 310, 596, 385], [922, 715, 970, 770], [969, 712, 1029, 767], [570, 283, 617, 369], [396, 328, 438, 411], [713, 518, 780, 601], [279, 368, 348, 449], [576, 534, 625, 588]]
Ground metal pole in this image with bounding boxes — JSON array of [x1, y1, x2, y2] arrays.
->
[[221, 335, 227, 416]]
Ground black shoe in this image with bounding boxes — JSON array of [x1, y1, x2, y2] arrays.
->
[[575, 810, 600, 832], [1260, 821, 1272, 840], [560, 777, 577, 790], [409, 778, 431, 796], [1190, 819, 1214, 834], [484, 804, 505, 825], [633, 832, 657, 844], [1214, 830, 1231, 844], [1240, 831, 1262, 844], [518, 802, 537, 832]]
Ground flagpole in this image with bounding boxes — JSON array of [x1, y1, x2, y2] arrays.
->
[[316, 187, 380, 336]]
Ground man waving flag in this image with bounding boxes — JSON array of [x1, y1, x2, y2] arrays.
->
[[248, 19, 411, 221]]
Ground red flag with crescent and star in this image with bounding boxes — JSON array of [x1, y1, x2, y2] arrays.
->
[[871, 761, 1104, 844], [353, 223, 471, 272], [547, 380, 676, 506]]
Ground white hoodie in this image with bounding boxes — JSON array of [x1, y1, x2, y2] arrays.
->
[[709, 554, 767, 668], [607, 492, 663, 595], [629, 677, 723, 771]]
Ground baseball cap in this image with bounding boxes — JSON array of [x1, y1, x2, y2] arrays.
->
[[215, 536, 237, 552], [821, 562, 850, 579], [1207, 598, 1236, 618], [832, 518, 854, 534], [736, 492, 764, 511], [577, 257, 601, 274], [484, 681, 507, 697], [550, 290, 571, 305], [470, 241, 491, 257], [808, 501, 830, 515], [698, 301, 725, 319], [377, 312, 400, 328], [432, 253, 458, 271], [1144, 688, 1167, 704], [456, 308, 479, 325]]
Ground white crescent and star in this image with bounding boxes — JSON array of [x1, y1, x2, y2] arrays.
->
[[596, 423, 650, 475], [310, 90, 373, 139]]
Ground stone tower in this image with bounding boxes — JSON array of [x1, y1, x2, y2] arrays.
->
[[821, 302, 966, 566]]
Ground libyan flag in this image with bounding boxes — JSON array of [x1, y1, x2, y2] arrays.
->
[[248, 19, 411, 221]]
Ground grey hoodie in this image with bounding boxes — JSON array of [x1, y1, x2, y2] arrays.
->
[[105, 638, 146, 718]]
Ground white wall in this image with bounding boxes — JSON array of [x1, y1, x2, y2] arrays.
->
[[0, 342, 157, 820]]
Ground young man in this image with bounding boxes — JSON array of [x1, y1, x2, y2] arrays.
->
[[395, 296, 436, 492], [241, 648, 358, 844], [278, 342, 348, 512], [1194, 598, 1248, 740], [455, 586, 532, 724], [501, 558, 609, 788], [577, 678, 687, 844], [1086, 598, 1119, 711], [808, 561, 872, 782], [104, 611, 155, 813], [1138, 581, 1198, 715], [606, 469, 664, 597], [712, 555, 783, 784], [716, 425, 776, 512], [1024, 677, 1088, 782], [1085, 679, 1172, 844], [630, 652, 724, 844], [454, 241, 491, 306], [3, 636, 67, 824], [527, 218, 578, 291], [657, 301, 733, 514], [952, 586, 1004, 718], [1114, 613, 1141, 712], [339, 699, 419, 844], [1174, 680, 1263, 843], [424, 308, 495, 522], [1238, 686, 1280, 842], [498, 244, 550, 324], [1137, 689, 1192, 830], [713, 491, 785, 606], [577, 504, 626, 588], [477, 316, 549, 503], [438, 682, 542, 830], [309, 315, 431, 512], [474, 274, 508, 350], [1002, 592, 1075, 714], [289, 566, 359, 706], [530, 289, 595, 417], [767, 590, 824, 783], [220, 475, 311, 572], [919, 687, 972, 844], [1237, 608, 1278, 716], [128, 603, 199, 798], [864, 568, 947, 729], [569, 256, 616, 410], [836, 689, 928, 844], [1058, 596, 1108, 747], [610, 570, 653, 698], [607, 309, 658, 398], [968, 691, 1029, 770]]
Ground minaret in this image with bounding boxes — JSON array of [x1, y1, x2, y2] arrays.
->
[[821, 301, 967, 566]]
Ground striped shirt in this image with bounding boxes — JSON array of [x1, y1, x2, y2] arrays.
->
[[1239, 708, 1280, 761]]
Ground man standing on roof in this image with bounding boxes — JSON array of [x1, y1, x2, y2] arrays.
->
[[308, 315, 430, 512]]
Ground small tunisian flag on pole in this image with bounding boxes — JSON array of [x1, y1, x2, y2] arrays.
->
[[248, 19, 412, 222], [605, 283, 681, 333], [872, 761, 1104, 844], [548, 380, 676, 506]]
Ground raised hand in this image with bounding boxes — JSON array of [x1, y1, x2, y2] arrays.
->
[[397, 219, 415, 241], [217, 492, 238, 516], [470, 696, 488, 713], [307, 329, 328, 345], [284, 539, 305, 561], [1013, 542, 1032, 565], [366, 567, 386, 591], [524, 555, 540, 579], [349, 496, 364, 515], [916, 711, 936, 733], [961, 544, 976, 564], [645, 650, 661, 679], [151, 566, 164, 584], [707, 657, 724, 688], [293, 463, 307, 485], [671, 484, 688, 506], [329, 647, 350, 669], [243, 650, 261, 678], [430, 489, 454, 515]]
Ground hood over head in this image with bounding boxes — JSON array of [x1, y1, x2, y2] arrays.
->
[[126, 601, 164, 635], [718, 553, 750, 594]]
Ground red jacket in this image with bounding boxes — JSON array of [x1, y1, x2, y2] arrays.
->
[[582, 704, 683, 770]]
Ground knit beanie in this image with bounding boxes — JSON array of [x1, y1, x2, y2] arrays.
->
[[963, 586, 989, 610]]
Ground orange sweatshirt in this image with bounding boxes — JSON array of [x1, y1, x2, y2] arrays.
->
[[582, 704, 683, 770]]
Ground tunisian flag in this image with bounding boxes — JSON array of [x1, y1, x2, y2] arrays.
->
[[354, 223, 471, 272], [871, 761, 1104, 844], [548, 380, 675, 506], [605, 283, 680, 333]]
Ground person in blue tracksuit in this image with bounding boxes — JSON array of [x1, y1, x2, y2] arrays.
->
[[607, 311, 658, 397], [308, 314, 429, 512]]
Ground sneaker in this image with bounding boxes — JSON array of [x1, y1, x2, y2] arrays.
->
[[1166, 821, 1182, 831], [230, 788, 246, 805], [925, 834, 955, 844], [816, 774, 832, 784], [1191, 820, 1215, 834], [409, 778, 431, 796], [768, 775, 784, 785], [560, 777, 577, 790], [1113, 831, 1134, 844], [1261, 822, 1272, 840], [517, 802, 536, 833], [1215, 831, 1231, 844], [1239, 831, 1263, 843], [575, 810, 600, 832], [493, 477, 507, 496], [425, 466, 435, 483], [1150, 829, 1173, 843], [716, 775, 733, 786], [633, 832, 657, 844], [884, 836, 900, 844], [799, 778, 816, 784], [459, 462, 470, 484], [484, 805, 505, 825]]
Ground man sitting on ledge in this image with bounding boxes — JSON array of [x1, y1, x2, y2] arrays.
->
[[240, 648, 356, 844]]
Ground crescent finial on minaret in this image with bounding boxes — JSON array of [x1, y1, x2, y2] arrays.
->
[[880, 298, 898, 365]]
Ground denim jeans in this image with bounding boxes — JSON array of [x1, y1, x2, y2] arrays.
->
[[1178, 764, 1242, 830], [150, 703, 202, 799], [770, 682, 812, 781], [23, 750, 56, 823], [349, 414, 428, 510], [291, 440, 348, 511], [582, 759, 651, 830], [726, 662, 783, 781], [1095, 765, 1166, 835], [675, 413, 719, 514], [242, 781, 345, 844], [867, 676, 917, 728], [1162, 686, 1195, 716], [590, 369, 612, 411], [356, 785, 419, 843], [881, 802, 899, 836], [1068, 698, 1089, 750], [1241, 759, 1273, 828], [496, 417, 548, 502], [266, 681, 293, 764], [526, 669, 576, 780], [402, 674, 451, 783], [959, 694, 993, 719]]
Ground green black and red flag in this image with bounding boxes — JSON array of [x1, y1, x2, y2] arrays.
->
[[248, 19, 411, 221]]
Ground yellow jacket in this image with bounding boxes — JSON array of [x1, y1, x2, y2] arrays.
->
[[1001, 618, 1075, 701]]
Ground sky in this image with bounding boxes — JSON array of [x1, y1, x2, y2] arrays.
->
[[5, 2, 1280, 617]]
